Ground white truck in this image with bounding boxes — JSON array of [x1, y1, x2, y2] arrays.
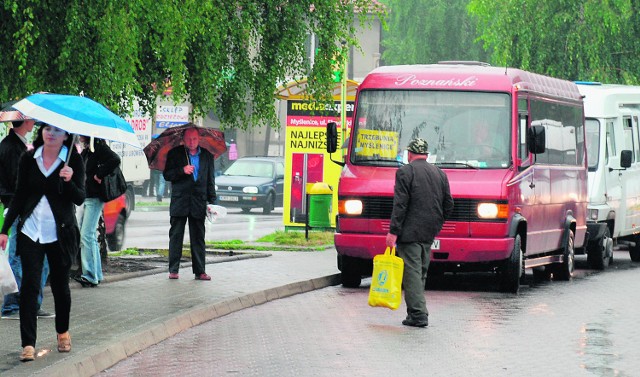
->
[[109, 109, 152, 215], [578, 82, 640, 268]]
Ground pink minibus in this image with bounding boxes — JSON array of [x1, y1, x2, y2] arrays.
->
[[326, 62, 588, 293]]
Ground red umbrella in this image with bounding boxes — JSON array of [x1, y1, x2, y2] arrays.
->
[[143, 123, 226, 171], [0, 100, 32, 122]]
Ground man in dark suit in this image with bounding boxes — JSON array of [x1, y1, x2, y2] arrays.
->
[[163, 126, 216, 281]]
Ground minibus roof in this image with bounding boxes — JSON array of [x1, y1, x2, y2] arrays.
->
[[360, 63, 583, 102], [577, 83, 640, 118]]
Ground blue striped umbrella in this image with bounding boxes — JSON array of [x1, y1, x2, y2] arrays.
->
[[13, 93, 140, 148]]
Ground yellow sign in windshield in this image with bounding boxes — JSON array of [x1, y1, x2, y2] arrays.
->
[[355, 130, 399, 159]]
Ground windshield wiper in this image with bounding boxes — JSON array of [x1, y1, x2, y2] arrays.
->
[[434, 161, 479, 169], [356, 158, 404, 167]]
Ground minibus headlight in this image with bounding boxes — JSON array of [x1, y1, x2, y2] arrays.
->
[[588, 209, 599, 221], [339, 199, 363, 215], [243, 186, 258, 194], [477, 203, 509, 219]]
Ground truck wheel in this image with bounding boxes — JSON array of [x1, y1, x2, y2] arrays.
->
[[107, 214, 126, 251], [630, 235, 640, 262], [587, 227, 612, 270], [125, 185, 135, 218], [338, 255, 362, 288], [555, 230, 575, 281], [498, 234, 523, 293]]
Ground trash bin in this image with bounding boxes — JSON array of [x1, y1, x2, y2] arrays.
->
[[307, 182, 333, 228]]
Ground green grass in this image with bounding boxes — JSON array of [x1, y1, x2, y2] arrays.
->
[[205, 230, 334, 251], [135, 201, 168, 207]]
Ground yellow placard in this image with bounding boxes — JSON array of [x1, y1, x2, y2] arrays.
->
[[355, 130, 399, 159]]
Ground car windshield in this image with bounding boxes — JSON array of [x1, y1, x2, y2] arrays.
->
[[350, 90, 511, 168], [223, 160, 274, 178]]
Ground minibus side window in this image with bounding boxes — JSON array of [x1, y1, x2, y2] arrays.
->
[[635, 116, 640, 162], [623, 116, 635, 163], [518, 97, 529, 166], [606, 120, 616, 165]]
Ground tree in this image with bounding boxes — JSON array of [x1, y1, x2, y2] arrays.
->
[[0, 0, 384, 129], [468, 0, 640, 83], [380, 0, 488, 65]]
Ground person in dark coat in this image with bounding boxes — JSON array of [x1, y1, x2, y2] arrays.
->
[[75, 136, 121, 287], [0, 124, 85, 361], [163, 125, 216, 281], [0, 119, 54, 320], [386, 138, 454, 328]]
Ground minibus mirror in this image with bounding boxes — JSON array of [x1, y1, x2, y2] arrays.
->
[[620, 150, 632, 168], [327, 122, 338, 153], [527, 125, 546, 154]]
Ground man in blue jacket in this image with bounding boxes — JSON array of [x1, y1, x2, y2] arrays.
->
[[163, 125, 216, 281], [386, 138, 454, 327]]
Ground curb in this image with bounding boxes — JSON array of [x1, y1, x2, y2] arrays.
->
[[34, 273, 342, 377]]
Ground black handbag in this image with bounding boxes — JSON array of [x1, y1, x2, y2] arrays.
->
[[100, 165, 127, 202]]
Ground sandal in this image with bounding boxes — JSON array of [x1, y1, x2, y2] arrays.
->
[[57, 332, 71, 352]]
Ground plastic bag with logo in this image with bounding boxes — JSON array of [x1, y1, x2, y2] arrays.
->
[[0, 248, 19, 296], [368, 246, 404, 310]]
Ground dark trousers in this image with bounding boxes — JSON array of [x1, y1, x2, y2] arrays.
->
[[397, 242, 431, 320], [168, 215, 206, 275], [18, 233, 71, 347]]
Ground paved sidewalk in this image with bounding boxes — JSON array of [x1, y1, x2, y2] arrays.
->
[[0, 248, 340, 377]]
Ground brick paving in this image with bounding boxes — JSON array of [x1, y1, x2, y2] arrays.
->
[[0, 249, 339, 377], [99, 252, 640, 377]]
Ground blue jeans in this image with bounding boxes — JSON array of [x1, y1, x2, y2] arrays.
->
[[2, 220, 49, 315], [79, 198, 105, 284], [156, 172, 166, 198]]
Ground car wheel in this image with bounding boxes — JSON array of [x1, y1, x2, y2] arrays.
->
[[107, 214, 126, 251], [125, 185, 135, 218], [262, 192, 274, 214], [241, 207, 252, 214]]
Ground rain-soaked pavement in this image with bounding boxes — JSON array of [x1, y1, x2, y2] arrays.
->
[[101, 251, 640, 377]]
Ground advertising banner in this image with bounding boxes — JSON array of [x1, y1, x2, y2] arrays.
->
[[284, 100, 354, 228]]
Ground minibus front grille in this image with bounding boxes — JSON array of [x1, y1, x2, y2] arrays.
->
[[349, 196, 506, 223]]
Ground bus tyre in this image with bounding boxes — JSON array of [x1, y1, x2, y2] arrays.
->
[[630, 235, 640, 262], [555, 230, 575, 281], [338, 255, 362, 288], [499, 235, 523, 293], [587, 227, 612, 270]]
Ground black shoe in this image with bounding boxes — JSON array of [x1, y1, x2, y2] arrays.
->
[[402, 316, 428, 328], [73, 276, 98, 288], [37, 309, 56, 319]]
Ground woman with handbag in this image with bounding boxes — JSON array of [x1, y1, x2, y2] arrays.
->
[[0, 124, 85, 361], [74, 136, 120, 288]]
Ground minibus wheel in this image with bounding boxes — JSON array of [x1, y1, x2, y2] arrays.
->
[[498, 235, 523, 293], [630, 235, 640, 262], [555, 230, 575, 280], [587, 227, 612, 270], [338, 255, 362, 288]]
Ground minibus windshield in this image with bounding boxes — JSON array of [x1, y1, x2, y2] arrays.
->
[[351, 90, 511, 168]]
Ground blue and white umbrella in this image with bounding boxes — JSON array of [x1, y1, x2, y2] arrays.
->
[[13, 93, 140, 148]]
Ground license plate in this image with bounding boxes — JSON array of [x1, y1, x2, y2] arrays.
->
[[219, 195, 238, 202], [432, 239, 440, 250]]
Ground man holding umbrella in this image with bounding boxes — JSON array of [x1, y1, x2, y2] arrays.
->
[[0, 119, 54, 320], [163, 125, 217, 280]]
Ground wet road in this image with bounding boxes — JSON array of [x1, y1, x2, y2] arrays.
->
[[101, 250, 640, 377], [122, 202, 284, 249]]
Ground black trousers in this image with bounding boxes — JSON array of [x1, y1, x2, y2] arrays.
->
[[168, 215, 206, 275], [18, 233, 71, 347]]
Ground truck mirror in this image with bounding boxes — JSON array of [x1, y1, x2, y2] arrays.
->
[[527, 125, 546, 154], [620, 150, 633, 168], [327, 122, 338, 153]]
